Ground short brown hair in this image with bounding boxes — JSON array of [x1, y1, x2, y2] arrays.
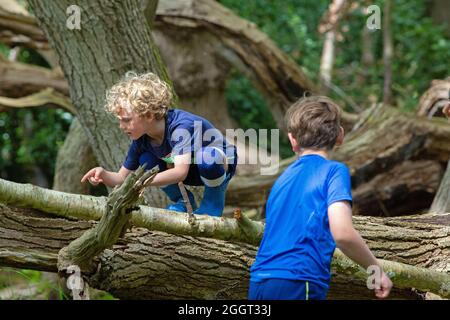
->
[[285, 96, 342, 150], [105, 72, 172, 120]]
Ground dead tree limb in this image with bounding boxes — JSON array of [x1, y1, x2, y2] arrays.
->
[[57, 166, 159, 274], [1, 177, 449, 299]]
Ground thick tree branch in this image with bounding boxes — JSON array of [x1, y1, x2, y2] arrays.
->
[[57, 166, 159, 273], [1, 199, 449, 299], [0, 88, 76, 113], [0, 177, 264, 245]]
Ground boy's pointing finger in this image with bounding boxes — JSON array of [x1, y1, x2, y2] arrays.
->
[[81, 171, 92, 183]]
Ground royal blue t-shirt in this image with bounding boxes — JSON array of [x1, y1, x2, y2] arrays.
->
[[250, 154, 352, 290], [123, 109, 237, 178]]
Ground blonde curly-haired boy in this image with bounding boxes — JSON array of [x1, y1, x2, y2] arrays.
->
[[82, 72, 237, 216]]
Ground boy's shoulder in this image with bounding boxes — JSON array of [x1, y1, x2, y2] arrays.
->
[[169, 108, 206, 123], [168, 108, 215, 131], [282, 156, 349, 186]]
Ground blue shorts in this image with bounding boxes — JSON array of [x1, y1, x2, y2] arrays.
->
[[248, 279, 328, 300]]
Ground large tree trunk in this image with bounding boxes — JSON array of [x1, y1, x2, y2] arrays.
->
[[52, 119, 97, 195], [1, 193, 449, 300]]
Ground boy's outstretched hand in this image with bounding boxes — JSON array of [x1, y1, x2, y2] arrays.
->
[[374, 272, 393, 299], [81, 167, 105, 185]]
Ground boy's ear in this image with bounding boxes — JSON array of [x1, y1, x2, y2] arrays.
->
[[335, 126, 345, 147], [288, 133, 301, 153]]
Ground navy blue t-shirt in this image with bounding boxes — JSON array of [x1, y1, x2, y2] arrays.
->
[[123, 109, 237, 184], [250, 154, 352, 290]]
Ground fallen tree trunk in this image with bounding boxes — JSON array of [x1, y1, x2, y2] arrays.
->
[[227, 106, 450, 213], [416, 78, 450, 118], [1, 204, 449, 299], [1, 177, 449, 299], [352, 160, 443, 216]]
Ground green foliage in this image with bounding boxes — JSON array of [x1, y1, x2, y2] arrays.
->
[[337, 0, 450, 111], [221, 0, 450, 115], [0, 268, 117, 300], [225, 72, 293, 158], [220, 0, 328, 78], [0, 108, 72, 184], [0, 45, 71, 185], [0, 268, 69, 300]]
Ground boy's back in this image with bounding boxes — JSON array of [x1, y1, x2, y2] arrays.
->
[[250, 154, 352, 290], [249, 95, 392, 300]]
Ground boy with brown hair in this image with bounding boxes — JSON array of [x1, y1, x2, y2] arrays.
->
[[81, 72, 237, 216], [249, 96, 392, 300]]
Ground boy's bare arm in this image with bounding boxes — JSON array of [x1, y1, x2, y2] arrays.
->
[[81, 166, 131, 187], [328, 201, 393, 298], [147, 153, 191, 187]]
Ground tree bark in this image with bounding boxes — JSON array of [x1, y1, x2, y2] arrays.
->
[[0, 1, 48, 50], [416, 78, 450, 118], [353, 160, 443, 216], [53, 119, 97, 195], [0, 56, 68, 98], [431, 160, 450, 214], [1, 197, 449, 300]]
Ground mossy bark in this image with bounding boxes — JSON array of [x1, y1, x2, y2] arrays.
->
[[1, 176, 450, 299], [1, 201, 449, 299]]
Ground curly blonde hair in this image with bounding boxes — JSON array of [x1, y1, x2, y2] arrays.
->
[[105, 72, 172, 120]]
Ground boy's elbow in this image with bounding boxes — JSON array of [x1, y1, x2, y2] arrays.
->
[[332, 227, 356, 248], [178, 165, 190, 182]]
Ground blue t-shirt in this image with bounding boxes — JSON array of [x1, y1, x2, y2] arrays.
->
[[123, 108, 236, 171], [250, 154, 352, 290]]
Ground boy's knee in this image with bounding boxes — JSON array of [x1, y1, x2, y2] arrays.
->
[[195, 147, 225, 167], [196, 149, 225, 179]]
